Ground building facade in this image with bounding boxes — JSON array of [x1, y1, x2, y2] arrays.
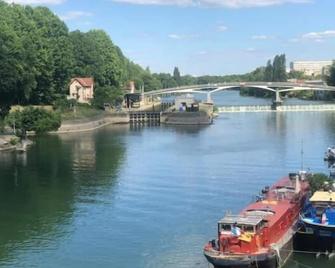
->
[[68, 77, 94, 104], [290, 61, 333, 76]]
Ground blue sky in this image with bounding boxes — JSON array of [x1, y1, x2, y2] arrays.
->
[[5, 0, 335, 75]]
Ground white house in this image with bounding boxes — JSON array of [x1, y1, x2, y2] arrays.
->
[[68, 77, 94, 104]]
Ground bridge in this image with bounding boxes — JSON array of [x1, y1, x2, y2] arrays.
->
[[144, 81, 335, 106]]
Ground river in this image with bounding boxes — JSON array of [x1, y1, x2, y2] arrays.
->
[[0, 91, 335, 268]]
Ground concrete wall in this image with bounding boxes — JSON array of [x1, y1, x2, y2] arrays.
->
[[54, 113, 129, 134]]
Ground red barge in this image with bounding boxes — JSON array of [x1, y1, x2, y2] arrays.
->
[[204, 172, 309, 268]]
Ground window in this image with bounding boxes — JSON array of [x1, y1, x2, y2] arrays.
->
[[243, 225, 255, 233], [221, 224, 231, 231]]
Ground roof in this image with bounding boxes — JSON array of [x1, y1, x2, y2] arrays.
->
[[310, 191, 335, 203], [71, 77, 94, 87], [219, 215, 263, 226]]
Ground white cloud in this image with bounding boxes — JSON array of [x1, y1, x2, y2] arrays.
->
[[302, 30, 335, 40], [112, 0, 312, 8], [4, 0, 65, 4], [197, 50, 208, 55], [252, 34, 272, 40], [217, 25, 228, 32], [168, 33, 199, 40], [60, 11, 93, 21]]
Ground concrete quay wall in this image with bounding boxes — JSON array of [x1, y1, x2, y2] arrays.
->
[[54, 113, 129, 134]]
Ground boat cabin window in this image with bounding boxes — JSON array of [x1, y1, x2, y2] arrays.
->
[[220, 224, 231, 232], [243, 225, 255, 233], [220, 223, 255, 233]]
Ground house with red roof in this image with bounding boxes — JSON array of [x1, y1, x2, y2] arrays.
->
[[68, 77, 94, 104]]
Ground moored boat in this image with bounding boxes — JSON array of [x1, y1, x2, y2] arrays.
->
[[204, 172, 309, 268], [299, 190, 335, 255]]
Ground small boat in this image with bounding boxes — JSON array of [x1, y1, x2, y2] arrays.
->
[[324, 147, 335, 162], [299, 190, 335, 254], [204, 172, 309, 268]]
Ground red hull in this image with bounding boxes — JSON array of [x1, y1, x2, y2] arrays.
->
[[204, 173, 309, 268]]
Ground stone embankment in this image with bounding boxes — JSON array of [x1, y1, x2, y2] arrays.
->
[[54, 112, 129, 134], [0, 136, 33, 152], [0, 135, 16, 152]]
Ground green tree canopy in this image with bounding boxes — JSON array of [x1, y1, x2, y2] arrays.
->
[[5, 107, 61, 137], [173, 67, 181, 86], [327, 62, 335, 86]]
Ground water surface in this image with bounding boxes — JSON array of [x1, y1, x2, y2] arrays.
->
[[0, 91, 334, 268]]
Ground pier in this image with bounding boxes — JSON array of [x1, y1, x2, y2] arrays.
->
[[218, 104, 335, 113]]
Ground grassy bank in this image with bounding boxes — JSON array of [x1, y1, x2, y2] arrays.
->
[[60, 104, 104, 121]]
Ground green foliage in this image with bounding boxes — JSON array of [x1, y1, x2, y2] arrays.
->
[[53, 97, 73, 112], [272, 54, 287, 82], [0, 118, 4, 133], [9, 137, 18, 145], [61, 104, 103, 121], [153, 73, 178, 89], [173, 67, 181, 86], [93, 86, 124, 109], [264, 60, 273, 82], [307, 173, 333, 193], [0, 1, 158, 117], [5, 107, 61, 136], [327, 62, 335, 86], [142, 73, 162, 91], [288, 70, 306, 80]]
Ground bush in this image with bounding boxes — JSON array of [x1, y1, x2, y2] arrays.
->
[[5, 107, 61, 137], [307, 173, 333, 193], [9, 137, 18, 145], [92, 86, 124, 109]]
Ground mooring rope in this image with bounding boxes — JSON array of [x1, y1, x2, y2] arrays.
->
[[280, 248, 335, 255]]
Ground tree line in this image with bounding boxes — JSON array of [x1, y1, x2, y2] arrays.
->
[[1, 0, 335, 122], [152, 55, 288, 90], [0, 0, 161, 117]]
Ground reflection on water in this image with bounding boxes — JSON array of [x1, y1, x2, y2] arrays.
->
[[0, 127, 126, 267], [0, 91, 334, 267]]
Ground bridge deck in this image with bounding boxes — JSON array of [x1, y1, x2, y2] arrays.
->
[[218, 104, 335, 113]]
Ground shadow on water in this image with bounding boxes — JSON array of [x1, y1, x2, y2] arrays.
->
[[284, 253, 335, 268], [129, 122, 210, 135], [162, 124, 209, 135], [0, 128, 126, 266]]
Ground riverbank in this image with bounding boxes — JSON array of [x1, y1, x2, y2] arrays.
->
[[0, 135, 33, 152], [53, 112, 129, 134]]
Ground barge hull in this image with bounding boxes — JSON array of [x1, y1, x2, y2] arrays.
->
[[204, 252, 277, 268]]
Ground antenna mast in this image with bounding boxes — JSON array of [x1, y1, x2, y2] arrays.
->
[[301, 139, 304, 171]]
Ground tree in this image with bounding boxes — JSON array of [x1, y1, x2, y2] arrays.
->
[[272, 54, 287, 82], [5, 107, 61, 137], [327, 62, 335, 86], [288, 70, 305, 80], [307, 173, 333, 193], [142, 73, 162, 91], [92, 86, 124, 109], [173, 67, 181, 86], [153, 73, 178, 88], [264, 60, 273, 82]]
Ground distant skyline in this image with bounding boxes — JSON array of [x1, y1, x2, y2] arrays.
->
[[4, 0, 335, 76]]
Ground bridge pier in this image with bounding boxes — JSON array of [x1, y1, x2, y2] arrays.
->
[[206, 92, 213, 104], [272, 90, 283, 110]]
